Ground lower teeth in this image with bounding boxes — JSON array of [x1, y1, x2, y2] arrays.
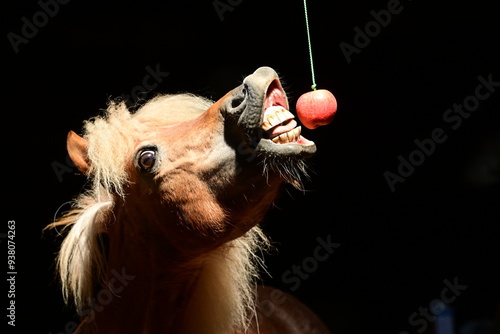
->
[[271, 127, 301, 144]]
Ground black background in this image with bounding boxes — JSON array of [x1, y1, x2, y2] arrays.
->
[[4, 0, 500, 333]]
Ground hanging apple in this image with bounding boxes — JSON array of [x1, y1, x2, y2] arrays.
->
[[296, 89, 337, 130]]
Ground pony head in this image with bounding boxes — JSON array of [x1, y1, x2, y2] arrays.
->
[[66, 66, 315, 250]]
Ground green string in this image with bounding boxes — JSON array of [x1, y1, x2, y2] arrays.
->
[[303, 0, 317, 90]]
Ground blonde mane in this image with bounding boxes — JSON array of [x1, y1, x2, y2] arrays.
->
[[48, 94, 271, 333]]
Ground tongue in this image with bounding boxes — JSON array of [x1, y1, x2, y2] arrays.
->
[[267, 119, 298, 138]]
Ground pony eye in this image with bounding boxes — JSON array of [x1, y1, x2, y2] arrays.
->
[[138, 150, 156, 171]]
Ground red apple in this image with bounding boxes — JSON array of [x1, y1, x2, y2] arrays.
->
[[296, 89, 337, 129]]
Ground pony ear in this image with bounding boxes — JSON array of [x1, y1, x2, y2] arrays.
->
[[67, 131, 90, 174]]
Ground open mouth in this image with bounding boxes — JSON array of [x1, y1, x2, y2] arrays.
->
[[235, 67, 317, 158], [261, 79, 315, 147]]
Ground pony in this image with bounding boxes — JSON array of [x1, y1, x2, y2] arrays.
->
[[48, 67, 331, 334]]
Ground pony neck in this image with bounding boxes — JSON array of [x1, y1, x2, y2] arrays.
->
[[90, 208, 259, 334]]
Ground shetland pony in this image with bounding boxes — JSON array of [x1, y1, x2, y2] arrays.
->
[[48, 67, 331, 333]]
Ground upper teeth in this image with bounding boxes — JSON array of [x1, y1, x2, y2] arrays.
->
[[262, 106, 295, 131]]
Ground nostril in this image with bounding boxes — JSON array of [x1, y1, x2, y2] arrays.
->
[[233, 85, 249, 108], [227, 84, 248, 116], [231, 95, 245, 109]]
